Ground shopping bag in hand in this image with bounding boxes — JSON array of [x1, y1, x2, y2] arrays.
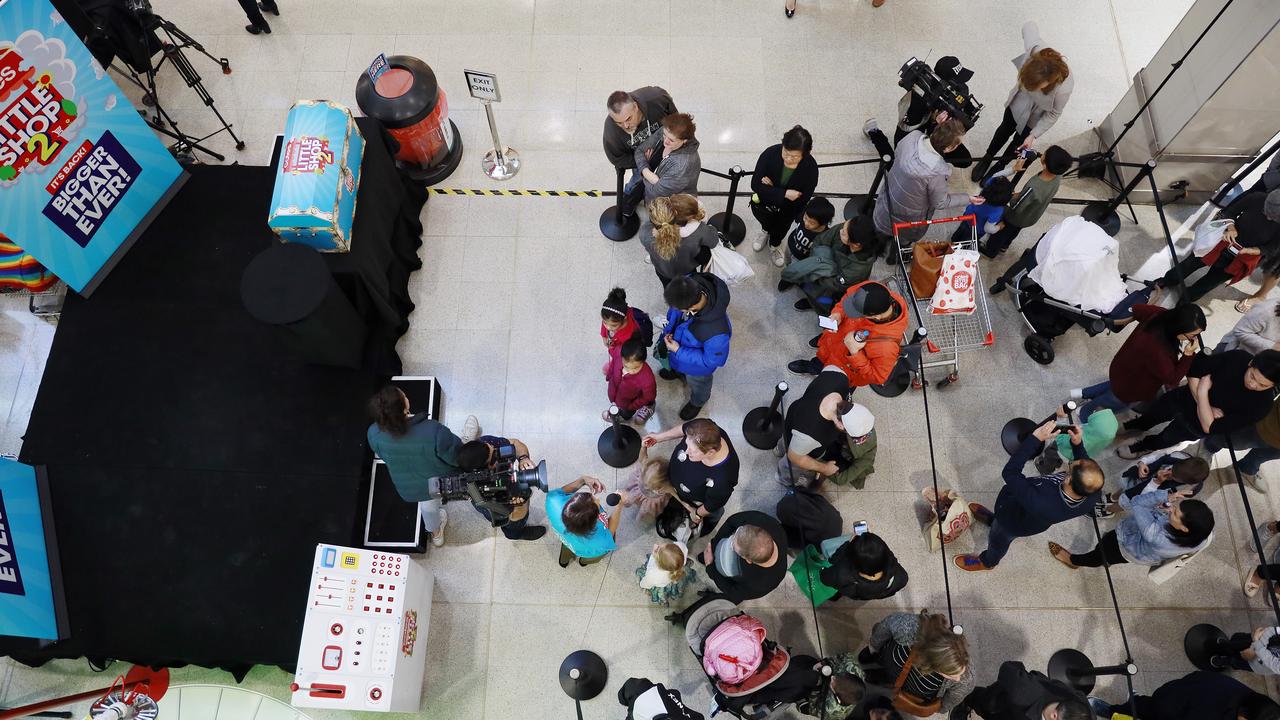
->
[[921, 487, 974, 552], [788, 544, 839, 606]]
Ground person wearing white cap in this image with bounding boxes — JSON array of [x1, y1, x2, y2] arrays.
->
[[830, 403, 878, 489], [777, 367, 852, 488]]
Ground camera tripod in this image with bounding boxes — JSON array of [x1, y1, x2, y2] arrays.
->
[[110, 14, 244, 164]]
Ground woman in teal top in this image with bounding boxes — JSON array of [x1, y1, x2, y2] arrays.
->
[[366, 386, 462, 546], [546, 476, 624, 567]]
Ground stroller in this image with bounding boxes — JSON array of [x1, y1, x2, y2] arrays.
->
[[684, 598, 794, 720], [1001, 215, 1154, 365]]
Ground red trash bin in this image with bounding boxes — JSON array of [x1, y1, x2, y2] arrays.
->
[[356, 55, 463, 185]]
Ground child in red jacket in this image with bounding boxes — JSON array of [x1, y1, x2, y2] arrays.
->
[[604, 338, 657, 423]]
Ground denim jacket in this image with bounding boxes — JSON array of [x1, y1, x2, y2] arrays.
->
[[1115, 490, 1210, 565]]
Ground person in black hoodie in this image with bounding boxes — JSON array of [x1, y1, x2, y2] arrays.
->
[[604, 87, 679, 220], [660, 273, 733, 420], [820, 532, 908, 602], [1092, 669, 1280, 720], [951, 660, 1090, 720], [750, 125, 820, 268]]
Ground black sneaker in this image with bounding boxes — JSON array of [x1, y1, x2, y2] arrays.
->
[[970, 160, 991, 183], [808, 334, 821, 348], [517, 526, 547, 541], [679, 402, 703, 421], [788, 359, 820, 376], [778, 280, 794, 291], [989, 280, 1006, 295], [659, 368, 683, 381], [794, 299, 813, 312], [1093, 501, 1114, 519]]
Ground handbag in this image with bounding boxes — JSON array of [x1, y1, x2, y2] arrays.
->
[[921, 487, 974, 553], [706, 241, 755, 286], [891, 650, 943, 717], [1148, 533, 1212, 584], [788, 544, 839, 606], [908, 241, 952, 298], [1191, 219, 1233, 258]]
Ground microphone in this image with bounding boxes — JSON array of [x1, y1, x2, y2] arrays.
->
[[606, 492, 621, 507]]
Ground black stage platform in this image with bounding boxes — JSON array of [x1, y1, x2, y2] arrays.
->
[[1, 121, 426, 679]]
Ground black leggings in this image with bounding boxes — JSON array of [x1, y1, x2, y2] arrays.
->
[[1124, 388, 1205, 454], [236, 0, 274, 25], [752, 204, 796, 247], [979, 107, 1031, 178], [1160, 252, 1235, 302], [1069, 529, 1127, 567]]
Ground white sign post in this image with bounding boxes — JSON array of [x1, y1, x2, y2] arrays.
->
[[464, 69, 519, 181]]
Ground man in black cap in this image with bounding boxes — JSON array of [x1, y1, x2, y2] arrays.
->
[[788, 281, 909, 388], [864, 56, 976, 167]]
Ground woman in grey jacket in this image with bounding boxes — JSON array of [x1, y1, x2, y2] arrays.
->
[[872, 119, 978, 245], [971, 21, 1074, 182], [635, 113, 701, 203], [1049, 490, 1214, 568], [1220, 298, 1280, 353]]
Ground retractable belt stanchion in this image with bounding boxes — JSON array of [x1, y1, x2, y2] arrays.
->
[[708, 166, 747, 246], [843, 155, 892, 220], [597, 404, 641, 468], [742, 382, 788, 450], [1047, 649, 1138, 695], [599, 166, 640, 242]]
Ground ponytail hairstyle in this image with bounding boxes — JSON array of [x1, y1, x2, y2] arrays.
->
[[1019, 47, 1070, 93], [601, 287, 629, 323], [369, 386, 409, 437], [654, 542, 687, 582], [649, 197, 681, 260], [668, 193, 705, 225]]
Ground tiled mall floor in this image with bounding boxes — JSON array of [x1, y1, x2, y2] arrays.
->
[[4, 0, 1278, 718]]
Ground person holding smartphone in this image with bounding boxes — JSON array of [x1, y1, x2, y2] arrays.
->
[[1156, 191, 1280, 302]]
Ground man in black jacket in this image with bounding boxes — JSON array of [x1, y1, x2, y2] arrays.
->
[[820, 532, 908, 602], [604, 87, 678, 220], [950, 661, 1089, 720], [700, 511, 788, 603], [1092, 669, 1280, 720]]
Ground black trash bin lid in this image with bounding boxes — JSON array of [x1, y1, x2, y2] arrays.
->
[[355, 55, 439, 129], [240, 242, 330, 325]]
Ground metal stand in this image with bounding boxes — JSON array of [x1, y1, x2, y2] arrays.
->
[[600, 167, 640, 242], [597, 405, 641, 468], [1082, 161, 1157, 236], [1184, 623, 1231, 672], [480, 101, 519, 181], [558, 650, 607, 720], [1000, 401, 1076, 455], [1047, 649, 1137, 695], [843, 155, 892, 220], [710, 167, 747, 246], [742, 382, 789, 450]]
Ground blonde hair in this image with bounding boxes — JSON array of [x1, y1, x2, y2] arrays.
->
[[641, 455, 673, 494], [913, 612, 969, 677], [649, 198, 681, 260], [1019, 47, 1069, 93], [654, 542, 687, 582]]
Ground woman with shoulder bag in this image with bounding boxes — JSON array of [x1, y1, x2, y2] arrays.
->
[[641, 194, 720, 286], [860, 610, 974, 717], [750, 125, 820, 268]]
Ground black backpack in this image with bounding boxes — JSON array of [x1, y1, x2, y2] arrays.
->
[[776, 488, 843, 549], [631, 306, 655, 348]]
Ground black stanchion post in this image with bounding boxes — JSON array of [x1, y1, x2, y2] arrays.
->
[[597, 404, 640, 468], [1082, 160, 1156, 237], [1047, 649, 1137, 695], [710, 166, 747, 246], [742, 381, 789, 450], [599, 166, 639, 242], [844, 154, 892, 220]]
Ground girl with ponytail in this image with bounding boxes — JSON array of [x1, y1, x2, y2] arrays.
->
[[640, 193, 720, 286]]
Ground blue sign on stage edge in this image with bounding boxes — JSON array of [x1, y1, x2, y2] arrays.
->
[[0, 0, 185, 295], [0, 457, 65, 641]]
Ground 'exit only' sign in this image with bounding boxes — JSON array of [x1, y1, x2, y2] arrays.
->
[[464, 70, 501, 103]]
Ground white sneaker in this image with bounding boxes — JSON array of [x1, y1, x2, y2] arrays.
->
[[461, 415, 480, 442], [751, 230, 769, 252], [431, 509, 448, 547], [642, 253, 652, 265], [862, 118, 879, 137], [770, 245, 786, 268], [1069, 388, 1085, 401], [1245, 472, 1269, 494]]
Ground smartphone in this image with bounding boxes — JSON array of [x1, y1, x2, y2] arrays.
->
[[1055, 414, 1072, 429], [853, 521, 868, 536], [818, 315, 838, 331]]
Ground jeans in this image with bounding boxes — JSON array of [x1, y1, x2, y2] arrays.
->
[[978, 107, 1031, 179], [620, 170, 647, 216], [1203, 425, 1280, 475], [418, 498, 443, 532], [1078, 381, 1130, 422], [475, 505, 529, 540], [978, 518, 1018, 567], [687, 373, 714, 407]]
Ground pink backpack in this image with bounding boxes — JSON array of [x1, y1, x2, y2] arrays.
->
[[701, 614, 766, 684]]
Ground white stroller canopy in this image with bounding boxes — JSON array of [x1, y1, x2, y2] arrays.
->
[[1028, 215, 1129, 313]]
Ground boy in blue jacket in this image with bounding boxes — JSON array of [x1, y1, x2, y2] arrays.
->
[[659, 273, 732, 421], [955, 419, 1104, 571]]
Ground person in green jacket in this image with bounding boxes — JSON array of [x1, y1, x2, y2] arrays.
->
[[829, 403, 878, 489], [782, 214, 881, 317], [1035, 406, 1118, 475], [366, 386, 477, 548]]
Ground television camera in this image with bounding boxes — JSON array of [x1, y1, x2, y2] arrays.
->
[[898, 57, 983, 130], [436, 445, 549, 518]]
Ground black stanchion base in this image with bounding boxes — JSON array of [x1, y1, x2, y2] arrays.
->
[[1082, 201, 1122, 237], [599, 205, 640, 242], [842, 195, 874, 220], [710, 212, 747, 247], [1001, 417, 1038, 455], [1047, 648, 1096, 695], [870, 377, 910, 398], [597, 425, 641, 468], [1184, 623, 1229, 672], [559, 649, 608, 700], [399, 121, 465, 186], [742, 408, 783, 450]]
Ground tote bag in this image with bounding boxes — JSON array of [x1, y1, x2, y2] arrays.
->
[[1192, 219, 1233, 258], [706, 242, 755, 286]]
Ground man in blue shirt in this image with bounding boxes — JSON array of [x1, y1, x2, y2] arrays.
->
[[955, 420, 1104, 571], [546, 476, 624, 568]]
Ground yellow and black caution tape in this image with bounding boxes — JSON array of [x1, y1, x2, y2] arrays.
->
[[427, 188, 604, 197]]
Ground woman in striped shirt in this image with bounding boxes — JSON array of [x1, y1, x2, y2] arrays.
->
[[861, 611, 975, 716]]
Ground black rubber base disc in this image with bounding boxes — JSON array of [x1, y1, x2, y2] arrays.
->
[[597, 424, 640, 468], [1047, 648, 1095, 695], [709, 211, 746, 246], [1184, 623, 1229, 672], [1001, 418, 1038, 455], [742, 407, 783, 450], [1082, 202, 1121, 237], [871, 377, 909, 398], [843, 195, 873, 220], [599, 205, 640, 242], [559, 649, 608, 700]]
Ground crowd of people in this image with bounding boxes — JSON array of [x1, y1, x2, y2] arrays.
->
[[360, 18, 1280, 720]]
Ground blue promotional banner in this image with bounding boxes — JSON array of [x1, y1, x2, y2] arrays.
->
[[0, 458, 61, 641], [0, 0, 184, 295]]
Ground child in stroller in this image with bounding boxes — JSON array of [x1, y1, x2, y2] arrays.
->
[[989, 215, 1157, 364]]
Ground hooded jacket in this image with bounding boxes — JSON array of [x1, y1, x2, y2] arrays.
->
[[665, 272, 732, 377], [602, 86, 677, 169], [816, 281, 910, 387], [966, 661, 1087, 720], [873, 130, 970, 240], [636, 131, 701, 201], [820, 541, 908, 601]]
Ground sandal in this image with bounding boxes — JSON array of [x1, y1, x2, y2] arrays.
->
[[1048, 541, 1078, 569], [1236, 298, 1257, 313]]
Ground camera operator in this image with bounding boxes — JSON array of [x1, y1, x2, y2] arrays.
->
[[456, 437, 547, 542], [864, 56, 976, 167]]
